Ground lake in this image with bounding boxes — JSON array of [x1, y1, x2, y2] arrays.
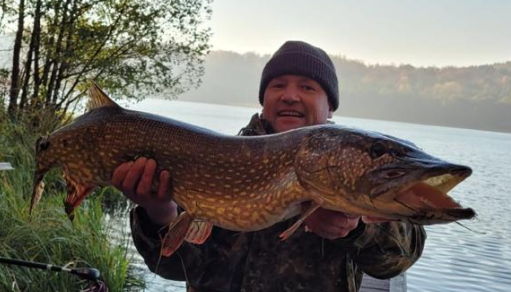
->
[[121, 99, 511, 292]]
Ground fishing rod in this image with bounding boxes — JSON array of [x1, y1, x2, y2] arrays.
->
[[0, 257, 100, 280], [0, 257, 107, 291]]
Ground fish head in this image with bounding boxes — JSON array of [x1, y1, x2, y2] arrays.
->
[[32, 130, 97, 220], [31, 135, 61, 215], [295, 126, 475, 224], [31, 83, 119, 219]]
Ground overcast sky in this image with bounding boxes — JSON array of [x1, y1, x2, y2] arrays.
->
[[208, 0, 511, 67]]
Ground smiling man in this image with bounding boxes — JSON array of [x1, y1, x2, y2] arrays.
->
[[115, 41, 426, 292], [261, 75, 333, 132]]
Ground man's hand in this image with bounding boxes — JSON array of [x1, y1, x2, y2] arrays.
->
[[112, 157, 177, 225], [301, 202, 361, 240], [302, 188, 427, 239]]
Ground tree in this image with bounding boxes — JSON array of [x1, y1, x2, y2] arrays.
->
[[7, 0, 24, 115], [1, 0, 212, 118]]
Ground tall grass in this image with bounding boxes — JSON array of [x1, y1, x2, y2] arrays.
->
[[0, 110, 144, 291]]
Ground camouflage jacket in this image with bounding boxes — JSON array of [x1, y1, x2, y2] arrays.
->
[[130, 113, 427, 292]]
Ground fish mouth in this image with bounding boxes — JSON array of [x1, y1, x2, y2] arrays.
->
[[377, 167, 476, 224], [62, 170, 95, 221]]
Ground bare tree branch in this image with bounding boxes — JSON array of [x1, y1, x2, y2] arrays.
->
[[8, 0, 25, 115]]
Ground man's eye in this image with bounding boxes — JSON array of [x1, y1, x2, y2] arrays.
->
[[271, 83, 285, 88], [302, 85, 316, 91]]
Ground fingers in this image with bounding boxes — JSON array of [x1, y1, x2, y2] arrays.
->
[[362, 216, 394, 224], [112, 157, 170, 199], [310, 208, 359, 230], [111, 157, 175, 224], [136, 158, 157, 196], [157, 170, 172, 200], [112, 161, 133, 191], [122, 157, 148, 197], [303, 206, 360, 240]]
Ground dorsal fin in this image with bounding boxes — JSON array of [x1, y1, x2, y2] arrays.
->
[[86, 81, 120, 111]]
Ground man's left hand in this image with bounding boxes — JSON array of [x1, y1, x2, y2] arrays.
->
[[301, 202, 361, 240], [301, 202, 400, 240]]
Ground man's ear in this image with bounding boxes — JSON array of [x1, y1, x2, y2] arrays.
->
[[327, 103, 333, 118], [326, 99, 335, 119]]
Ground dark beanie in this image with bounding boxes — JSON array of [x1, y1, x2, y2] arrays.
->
[[258, 40, 339, 111]]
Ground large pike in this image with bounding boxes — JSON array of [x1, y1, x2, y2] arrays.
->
[[31, 83, 475, 256]]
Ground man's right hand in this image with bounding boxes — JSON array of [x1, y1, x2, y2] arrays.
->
[[112, 157, 177, 225]]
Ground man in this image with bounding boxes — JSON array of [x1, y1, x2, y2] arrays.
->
[[112, 41, 426, 292]]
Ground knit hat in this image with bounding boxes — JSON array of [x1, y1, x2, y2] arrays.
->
[[258, 40, 339, 111]]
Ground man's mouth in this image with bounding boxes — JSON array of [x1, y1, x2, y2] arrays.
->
[[277, 110, 304, 118]]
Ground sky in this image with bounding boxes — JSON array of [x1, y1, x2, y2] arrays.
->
[[208, 0, 511, 67]]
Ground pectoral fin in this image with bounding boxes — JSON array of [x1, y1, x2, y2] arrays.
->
[[185, 220, 213, 244], [63, 174, 95, 220], [161, 212, 193, 257], [279, 201, 321, 240]]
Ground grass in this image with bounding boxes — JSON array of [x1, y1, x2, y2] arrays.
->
[[0, 109, 144, 291]]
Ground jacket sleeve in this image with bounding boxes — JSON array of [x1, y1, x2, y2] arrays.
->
[[129, 206, 205, 281], [130, 206, 250, 288], [351, 221, 427, 279]]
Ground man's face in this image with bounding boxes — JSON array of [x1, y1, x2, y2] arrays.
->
[[262, 75, 333, 133]]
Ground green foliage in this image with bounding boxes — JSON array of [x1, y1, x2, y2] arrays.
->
[[60, 0, 213, 99], [1, 0, 212, 116], [0, 193, 138, 292], [0, 108, 143, 291]]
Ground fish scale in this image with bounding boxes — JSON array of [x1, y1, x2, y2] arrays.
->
[[31, 83, 476, 257]]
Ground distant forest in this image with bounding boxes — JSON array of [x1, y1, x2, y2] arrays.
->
[[179, 51, 511, 133]]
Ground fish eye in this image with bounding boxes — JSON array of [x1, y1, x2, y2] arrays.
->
[[392, 149, 407, 158], [370, 141, 387, 159], [36, 137, 50, 153], [39, 141, 50, 152]]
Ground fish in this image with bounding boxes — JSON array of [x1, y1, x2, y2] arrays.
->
[[31, 83, 476, 257]]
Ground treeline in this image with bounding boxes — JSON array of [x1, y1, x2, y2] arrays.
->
[[336, 58, 511, 104], [179, 51, 511, 133], [0, 0, 212, 120]]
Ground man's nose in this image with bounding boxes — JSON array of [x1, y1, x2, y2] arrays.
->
[[280, 86, 300, 103]]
